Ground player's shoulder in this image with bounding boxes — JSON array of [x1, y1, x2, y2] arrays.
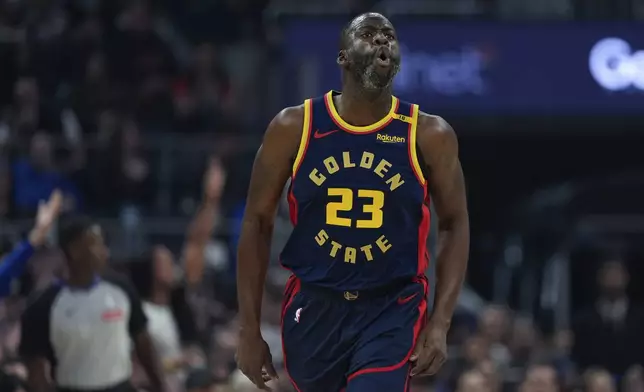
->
[[262, 104, 309, 157], [416, 110, 453, 135], [415, 110, 457, 148], [269, 104, 306, 134]]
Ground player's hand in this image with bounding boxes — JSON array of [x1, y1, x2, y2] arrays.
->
[[236, 330, 278, 391], [203, 157, 226, 202], [409, 324, 448, 377], [29, 189, 63, 247]]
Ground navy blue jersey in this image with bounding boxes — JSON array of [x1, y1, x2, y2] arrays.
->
[[280, 91, 431, 290]]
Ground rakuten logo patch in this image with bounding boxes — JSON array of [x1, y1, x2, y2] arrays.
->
[[589, 38, 644, 91]]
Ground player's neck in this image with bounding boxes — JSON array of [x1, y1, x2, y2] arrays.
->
[[338, 83, 392, 125]]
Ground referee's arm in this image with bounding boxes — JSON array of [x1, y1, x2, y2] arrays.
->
[[19, 287, 59, 392], [118, 277, 167, 392]]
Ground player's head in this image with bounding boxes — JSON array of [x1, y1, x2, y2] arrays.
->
[[59, 216, 109, 273], [338, 13, 400, 92]]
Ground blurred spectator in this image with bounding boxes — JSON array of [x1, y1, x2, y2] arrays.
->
[[550, 329, 577, 390], [11, 132, 81, 215], [457, 369, 491, 392], [572, 259, 644, 375], [130, 160, 223, 388], [88, 117, 153, 211], [69, 51, 114, 133], [519, 363, 559, 392], [172, 43, 234, 135], [623, 365, 644, 392], [107, 0, 176, 129], [508, 316, 540, 370], [130, 246, 197, 385], [478, 305, 511, 366], [5, 76, 60, 141], [476, 359, 501, 392], [465, 334, 491, 364], [583, 368, 617, 392]]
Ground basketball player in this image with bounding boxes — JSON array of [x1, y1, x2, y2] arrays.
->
[[236, 13, 469, 392]]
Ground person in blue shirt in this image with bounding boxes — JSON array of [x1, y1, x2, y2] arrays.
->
[[0, 190, 62, 297]]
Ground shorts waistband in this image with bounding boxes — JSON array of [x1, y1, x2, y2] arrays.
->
[[299, 278, 413, 302]]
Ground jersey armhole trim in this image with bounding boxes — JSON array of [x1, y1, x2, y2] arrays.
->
[[408, 104, 426, 186], [291, 99, 313, 178]]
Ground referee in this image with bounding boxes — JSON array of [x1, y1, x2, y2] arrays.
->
[[19, 217, 166, 392]]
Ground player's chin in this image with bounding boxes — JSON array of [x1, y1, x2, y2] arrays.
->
[[374, 73, 395, 87]]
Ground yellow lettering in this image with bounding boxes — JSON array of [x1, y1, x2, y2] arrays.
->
[[342, 151, 355, 168], [327, 188, 353, 227], [360, 244, 374, 261], [356, 189, 384, 229], [376, 134, 406, 143], [330, 241, 342, 257], [360, 152, 375, 169], [344, 247, 357, 264], [309, 169, 326, 186], [373, 159, 392, 178], [386, 173, 405, 191], [375, 235, 392, 253], [315, 229, 329, 245], [323, 157, 340, 174]]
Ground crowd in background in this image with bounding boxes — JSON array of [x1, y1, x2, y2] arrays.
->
[[0, 0, 643, 391]]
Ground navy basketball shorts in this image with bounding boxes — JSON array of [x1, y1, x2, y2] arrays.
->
[[281, 275, 428, 392]]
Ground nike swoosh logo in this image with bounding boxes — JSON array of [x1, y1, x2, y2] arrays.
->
[[397, 293, 419, 305], [313, 129, 340, 139]]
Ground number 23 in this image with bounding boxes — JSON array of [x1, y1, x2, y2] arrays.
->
[[326, 188, 384, 229]]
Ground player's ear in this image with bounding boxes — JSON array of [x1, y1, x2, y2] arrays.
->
[[337, 50, 347, 66]]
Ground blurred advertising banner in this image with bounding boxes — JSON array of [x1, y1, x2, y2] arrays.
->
[[280, 19, 644, 115]]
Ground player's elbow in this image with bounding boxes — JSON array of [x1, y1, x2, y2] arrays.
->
[[242, 210, 275, 234], [437, 210, 469, 233]]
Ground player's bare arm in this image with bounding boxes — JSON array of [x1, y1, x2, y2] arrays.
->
[[410, 113, 470, 377], [236, 105, 304, 390]]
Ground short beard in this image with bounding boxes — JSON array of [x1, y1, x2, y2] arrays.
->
[[349, 56, 400, 92], [360, 64, 399, 91]]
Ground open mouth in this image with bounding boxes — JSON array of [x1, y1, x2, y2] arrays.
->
[[375, 49, 391, 66]]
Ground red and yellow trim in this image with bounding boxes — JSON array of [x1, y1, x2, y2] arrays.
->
[[291, 99, 313, 177], [407, 104, 426, 186], [324, 91, 399, 134]]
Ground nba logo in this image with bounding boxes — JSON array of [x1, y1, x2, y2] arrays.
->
[[294, 308, 302, 323]]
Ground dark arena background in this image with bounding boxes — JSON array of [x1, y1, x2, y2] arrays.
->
[[1, 1, 644, 391]]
